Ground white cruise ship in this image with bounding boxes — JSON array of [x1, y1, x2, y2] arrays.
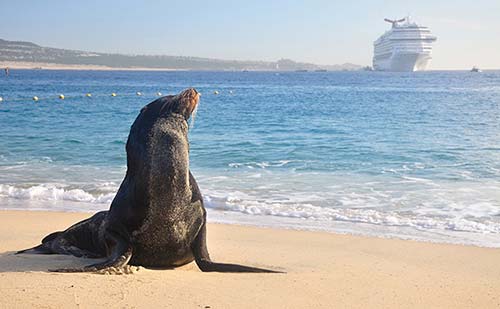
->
[[373, 17, 437, 72]]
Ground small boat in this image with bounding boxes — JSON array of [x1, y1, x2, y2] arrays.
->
[[295, 69, 308, 72], [470, 66, 482, 73], [314, 69, 327, 72]]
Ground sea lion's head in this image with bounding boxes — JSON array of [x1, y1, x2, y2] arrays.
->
[[129, 88, 200, 138], [158, 88, 200, 122]]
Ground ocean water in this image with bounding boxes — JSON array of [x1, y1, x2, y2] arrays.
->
[[1, 70, 499, 247]]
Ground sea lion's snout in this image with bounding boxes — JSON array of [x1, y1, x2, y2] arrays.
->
[[157, 88, 200, 121], [171, 88, 200, 120]]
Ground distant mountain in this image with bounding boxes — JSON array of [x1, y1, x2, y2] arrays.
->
[[0, 38, 361, 71]]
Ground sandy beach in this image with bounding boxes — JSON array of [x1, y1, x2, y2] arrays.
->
[[0, 210, 498, 308], [0, 61, 183, 71]]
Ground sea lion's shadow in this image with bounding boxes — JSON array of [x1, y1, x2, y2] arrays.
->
[[0, 251, 194, 273], [0, 251, 107, 273]]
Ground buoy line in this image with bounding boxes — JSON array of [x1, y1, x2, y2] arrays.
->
[[0, 90, 229, 103]]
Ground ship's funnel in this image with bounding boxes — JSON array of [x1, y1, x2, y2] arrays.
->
[[384, 18, 406, 28]]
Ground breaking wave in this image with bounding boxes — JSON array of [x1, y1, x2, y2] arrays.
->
[[0, 184, 116, 204], [3, 182, 498, 239]]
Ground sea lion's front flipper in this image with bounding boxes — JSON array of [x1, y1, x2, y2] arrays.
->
[[191, 222, 283, 273], [49, 231, 132, 273]]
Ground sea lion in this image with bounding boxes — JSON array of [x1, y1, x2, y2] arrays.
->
[[18, 88, 279, 273]]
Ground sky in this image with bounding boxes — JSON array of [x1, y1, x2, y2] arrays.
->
[[0, 0, 499, 69]]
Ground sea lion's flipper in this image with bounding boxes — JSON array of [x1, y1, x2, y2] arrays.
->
[[192, 223, 283, 273], [49, 248, 132, 273], [15, 244, 55, 255], [58, 245, 103, 258], [49, 230, 132, 273], [17, 230, 103, 258], [41, 231, 64, 243], [15, 231, 65, 255]]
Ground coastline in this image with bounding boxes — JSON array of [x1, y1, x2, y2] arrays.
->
[[1, 209, 500, 308], [1, 61, 498, 71], [0, 61, 184, 71]]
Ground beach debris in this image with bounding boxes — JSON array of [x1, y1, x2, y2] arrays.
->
[[59, 94, 65, 99], [136, 92, 142, 96], [32, 96, 39, 101]]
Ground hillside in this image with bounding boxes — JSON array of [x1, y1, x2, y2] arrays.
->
[[0, 38, 361, 71]]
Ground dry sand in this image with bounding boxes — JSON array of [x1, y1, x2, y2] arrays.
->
[[1, 210, 499, 308]]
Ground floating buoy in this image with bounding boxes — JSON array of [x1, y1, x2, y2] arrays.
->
[[0, 97, 3, 102], [156, 92, 162, 96], [136, 92, 142, 96], [33, 96, 39, 101], [213, 90, 219, 95], [86, 93, 92, 97], [59, 94, 65, 99], [111, 93, 117, 97]]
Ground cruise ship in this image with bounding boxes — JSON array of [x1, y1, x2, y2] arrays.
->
[[373, 17, 437, 72]]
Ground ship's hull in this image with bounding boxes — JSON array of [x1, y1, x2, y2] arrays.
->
[[373, 52, 432, 72]]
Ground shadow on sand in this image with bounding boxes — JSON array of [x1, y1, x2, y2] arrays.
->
[[0, 251, 107, 273], [0, 251, 194, 273]]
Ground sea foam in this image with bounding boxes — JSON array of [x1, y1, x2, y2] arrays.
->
[[0, 184, 115, 204], [1, 181, 500, 247]]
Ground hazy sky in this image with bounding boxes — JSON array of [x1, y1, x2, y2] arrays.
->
[[1, 0, 499, 69]]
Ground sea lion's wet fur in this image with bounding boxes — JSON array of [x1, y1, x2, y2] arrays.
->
[[18, 88, 279, 273]]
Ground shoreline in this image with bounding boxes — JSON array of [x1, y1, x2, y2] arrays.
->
[[1, 209, 500, 307], [2, 61, 496, 72], [2, 206, 499, 249], [0, 61, 185, 71]]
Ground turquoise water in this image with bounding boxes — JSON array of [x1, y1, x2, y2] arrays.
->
[[1, 70, 499, 246]]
